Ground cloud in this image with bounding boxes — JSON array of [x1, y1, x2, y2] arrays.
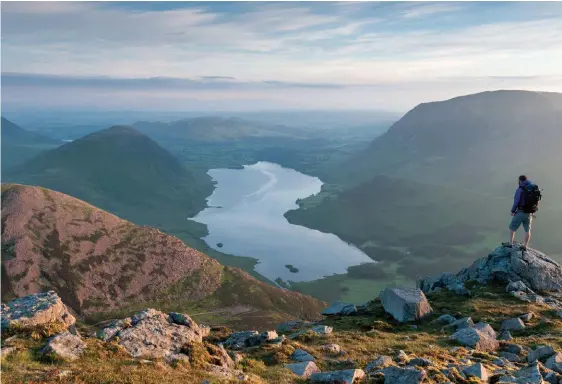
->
[[1, 2, 561, 111]]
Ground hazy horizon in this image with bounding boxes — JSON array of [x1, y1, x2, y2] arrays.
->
[[2, 2, 562, 111]]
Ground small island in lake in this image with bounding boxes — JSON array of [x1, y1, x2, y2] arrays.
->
[[285, 264, 299, 273], [216, 242, 223, 248]]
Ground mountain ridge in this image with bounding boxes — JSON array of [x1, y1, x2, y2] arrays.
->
[[1, 183, 325, 328]]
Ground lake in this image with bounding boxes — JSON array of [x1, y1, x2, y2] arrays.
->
[[192, 162, 373, 283]]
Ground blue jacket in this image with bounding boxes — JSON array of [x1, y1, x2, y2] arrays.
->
[[512, 180, 533, 213]]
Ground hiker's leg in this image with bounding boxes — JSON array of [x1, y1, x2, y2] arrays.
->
[[508, 212, 523, 246], [523, 231, 531, 248], [522, 214, 532, 248]]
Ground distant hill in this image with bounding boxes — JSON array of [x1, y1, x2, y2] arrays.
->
[[3, 126, 214, 230], [1, 184, 325, 328], [1, 117, 62, 170], [333, 90, 562, 195], [133, 117, 307, 142]]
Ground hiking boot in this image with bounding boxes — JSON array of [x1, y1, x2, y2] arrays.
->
[[520, 245, 527, 252], [502, 242, 513, 248]]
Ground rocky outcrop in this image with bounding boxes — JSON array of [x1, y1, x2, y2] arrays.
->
[[379, 288, 433, 322], [418, 245, 562, 300], [97, 309, 205, 360], [41, 331, 85, 361], [1, 291, 75, 332]]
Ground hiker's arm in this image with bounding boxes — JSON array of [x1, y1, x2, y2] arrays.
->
[[511, 189, 521, 213]]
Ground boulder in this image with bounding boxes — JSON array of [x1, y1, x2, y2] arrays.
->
[[545, 352, 562, 373], [528, 345, 555, 363], [322, 302, 357, 316], [310, 369, 365, 384], [115, 309, 205, 359], [365, 355, 393, 372], [451, 327, 499, 352], [1, 291, 75, 331], [463, 362, 489, 381], [504, 344, 526, 355], [285, 361, 320, 378], [500, 352, 521, 363], [379, 288, 433, 323], [418, 246, 562, 295], [382, 366, 426, 384], [292, 349, 315, 362], [501, 318, 526, 331], [514, 362, 544, 382], [474, 322, 497, 339], [41, 331, 85, 361], [448, 317, 474, 331]]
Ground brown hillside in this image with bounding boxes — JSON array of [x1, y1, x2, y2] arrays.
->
[[1, 184, 324, 328]]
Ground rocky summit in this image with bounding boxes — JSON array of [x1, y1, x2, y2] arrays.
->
[[418, 244, 562, 307], [2, 245, 562, 383]]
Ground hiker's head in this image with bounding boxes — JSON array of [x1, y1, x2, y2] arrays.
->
[[518, 175, 528, 185]]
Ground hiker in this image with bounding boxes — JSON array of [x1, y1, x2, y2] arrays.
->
[[504, 175, 541, 250]]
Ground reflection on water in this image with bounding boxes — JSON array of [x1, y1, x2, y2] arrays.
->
[[192, 162, 373, 282]]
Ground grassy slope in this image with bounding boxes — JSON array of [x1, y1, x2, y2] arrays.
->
[[3, 282, 561, 383], [3, 126, 214, 232]]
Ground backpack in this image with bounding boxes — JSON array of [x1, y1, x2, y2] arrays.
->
[[520, 183, 542, 213]]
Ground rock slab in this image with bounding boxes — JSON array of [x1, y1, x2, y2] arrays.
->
[[379, 288, 433, 323], [1, 291, 75, 331]]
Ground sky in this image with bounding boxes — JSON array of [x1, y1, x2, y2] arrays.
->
[[2, 1, 562, 112]]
